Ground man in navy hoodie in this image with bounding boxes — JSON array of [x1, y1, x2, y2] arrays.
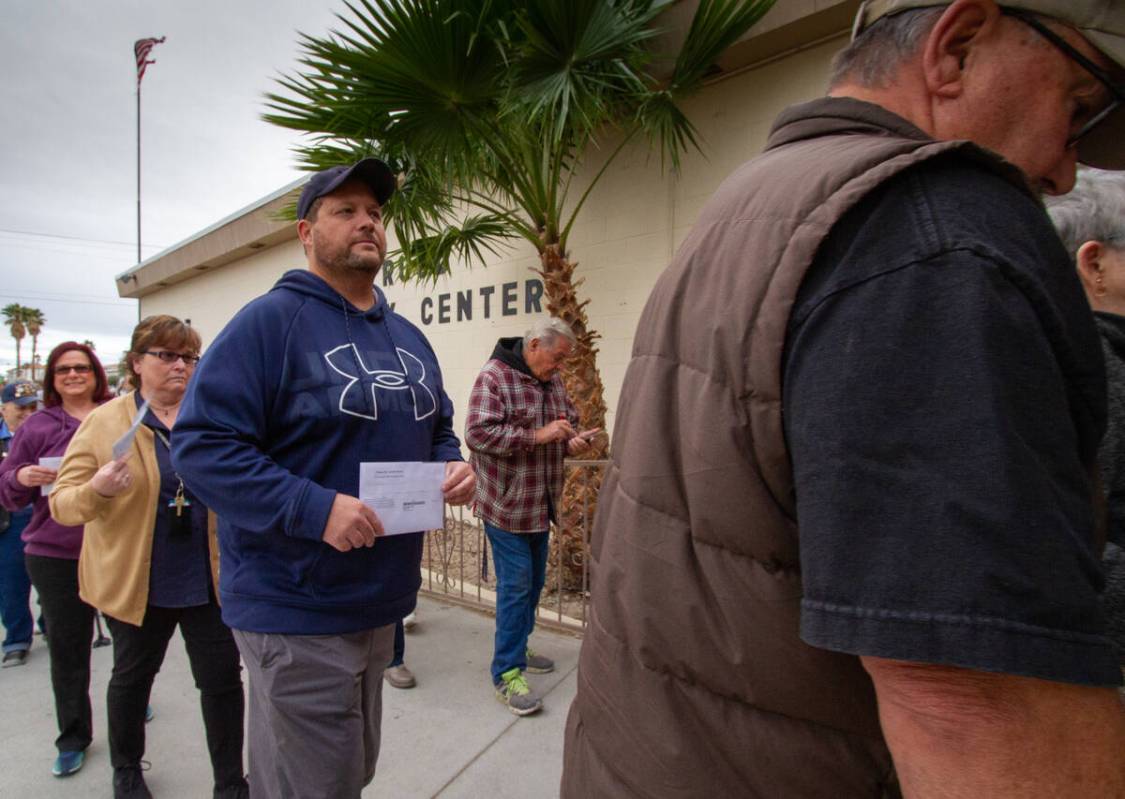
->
[[173, 159, 475, 799]]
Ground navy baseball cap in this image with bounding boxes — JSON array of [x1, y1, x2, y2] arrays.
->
[[297, 158, 397, 220], [1, 380, 39, 407]]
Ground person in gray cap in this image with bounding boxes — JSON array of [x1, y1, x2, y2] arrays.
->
[[562, 2, 1125, 797], [172, 159, 475, 799]]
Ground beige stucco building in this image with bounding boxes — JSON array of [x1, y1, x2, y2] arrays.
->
[[117, 0, 860, 444]]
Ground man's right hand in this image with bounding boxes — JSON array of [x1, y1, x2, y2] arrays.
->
[[534, 418, 576, 445], [322, 494, 384, 552]]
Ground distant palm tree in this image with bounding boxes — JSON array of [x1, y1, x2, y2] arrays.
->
[[2, 304, 27, 372], [82, 339, 96, 351], [24, 308, 45, 380]]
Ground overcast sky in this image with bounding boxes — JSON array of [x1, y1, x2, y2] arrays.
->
[[1, 0, 351, 374]]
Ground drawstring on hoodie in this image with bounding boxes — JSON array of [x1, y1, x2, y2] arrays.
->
[[339, 290, 416, 416]]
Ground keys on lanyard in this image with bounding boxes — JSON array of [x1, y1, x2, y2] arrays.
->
[[152, 425, 193, 534]]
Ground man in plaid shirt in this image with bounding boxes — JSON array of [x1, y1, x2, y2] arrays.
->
[[465, 318, 598, 715]]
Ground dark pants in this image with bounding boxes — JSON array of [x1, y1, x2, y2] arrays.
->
[[104, 599, 246, 790], [236, 625, 394, 799], [389, 619, 405, 667], [25, 554, 96, 753]]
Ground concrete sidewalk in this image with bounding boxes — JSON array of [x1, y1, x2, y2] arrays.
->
[[0, 595, 581, 798]]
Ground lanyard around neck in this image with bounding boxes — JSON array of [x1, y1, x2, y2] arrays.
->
[[147, 424, 190, 514]]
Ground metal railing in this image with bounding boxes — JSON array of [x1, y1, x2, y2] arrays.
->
[[420, 459, 607, 635]]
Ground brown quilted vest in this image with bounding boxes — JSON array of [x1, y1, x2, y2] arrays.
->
[[561, 98, 1030, 798]]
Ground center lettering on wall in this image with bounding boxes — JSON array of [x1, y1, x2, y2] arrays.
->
[[382, 261, 545, 325]]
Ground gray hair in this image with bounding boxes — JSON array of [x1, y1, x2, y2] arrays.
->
[[829, 8, 944, 89], [524, 317, 576, 350], [1046, 168, 1125, 260]]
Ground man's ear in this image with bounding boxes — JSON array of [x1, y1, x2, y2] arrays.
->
[[921, 0, 997, 98], [1077, 240, 1106, 295], [297, 218, 313, 247]]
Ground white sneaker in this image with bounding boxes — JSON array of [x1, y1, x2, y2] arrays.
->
[[403, 612, 418, 631]]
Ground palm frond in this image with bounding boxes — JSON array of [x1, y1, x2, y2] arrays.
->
[[506, 0, 661, 142], [392, 213, 520, 285], [265, 0, 779, 269], [668, 0, 776, 93]]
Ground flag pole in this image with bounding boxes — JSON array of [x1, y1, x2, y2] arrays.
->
[[137, 81, 142, 264], [133, 36, 165, 267]]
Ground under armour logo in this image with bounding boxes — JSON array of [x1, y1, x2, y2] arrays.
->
[[324, 344, 437, 421]]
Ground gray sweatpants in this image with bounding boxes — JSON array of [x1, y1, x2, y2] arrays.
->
[[234, 625, 396, 799]]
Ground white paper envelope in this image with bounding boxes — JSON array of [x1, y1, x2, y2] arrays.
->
[[112, 399, 150, 461], [38, 456, 63, 496], [358, 462, 445, 535]]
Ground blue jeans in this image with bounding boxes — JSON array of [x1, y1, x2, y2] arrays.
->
[[484, 523, 548, 684], [0, 508, 33, 653]]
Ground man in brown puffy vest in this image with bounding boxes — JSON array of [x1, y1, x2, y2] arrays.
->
[[562, 2, 1125, 797]]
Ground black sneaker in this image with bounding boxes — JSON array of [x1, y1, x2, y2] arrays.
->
[[1, 650, 27, 668], [114, 764, 152, 799]]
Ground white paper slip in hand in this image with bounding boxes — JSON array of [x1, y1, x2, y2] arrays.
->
[[112, 399, 150, 461], [38, 456, 63, 496], [358, 462, 445, 536]]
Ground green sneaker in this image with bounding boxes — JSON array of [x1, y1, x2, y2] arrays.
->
[[495, 668, 542, 716], [525, 647, 555, 674]]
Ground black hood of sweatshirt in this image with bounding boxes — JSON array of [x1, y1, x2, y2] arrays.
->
[[490, 337, 543, 383]]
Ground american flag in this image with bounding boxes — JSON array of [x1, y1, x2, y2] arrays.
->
[[134, 36, 166, 86]]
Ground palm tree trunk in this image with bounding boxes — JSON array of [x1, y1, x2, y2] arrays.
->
[[30, 335, 38, 381], [537, 244, 608, 591]]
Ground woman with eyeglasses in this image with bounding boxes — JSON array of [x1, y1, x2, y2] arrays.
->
[[0, 341, 112, 780], [50, 316, 247, 799]]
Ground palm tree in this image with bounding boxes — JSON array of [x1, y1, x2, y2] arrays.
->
[[82, 339, 97, 351], [2, 304, 26, 373], [266, 0, 776, 583], [24, 308, 45, 381]]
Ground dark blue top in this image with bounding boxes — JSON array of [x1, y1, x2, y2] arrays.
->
[[172, 270, 464, 635], [137, 392, 210, 608], [783, 154, 1119, 686], [0, 421, 32, 530]]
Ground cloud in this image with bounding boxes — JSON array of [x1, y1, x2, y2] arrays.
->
[[1, 0, 347, 372]]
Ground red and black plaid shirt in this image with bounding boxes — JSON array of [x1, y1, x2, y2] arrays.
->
[[465, 347, 576, 534]]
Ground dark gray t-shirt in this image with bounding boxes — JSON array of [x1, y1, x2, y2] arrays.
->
[[784, 155, 1120, 685]]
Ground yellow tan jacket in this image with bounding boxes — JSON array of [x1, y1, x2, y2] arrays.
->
[[49, 392, 220, 626]]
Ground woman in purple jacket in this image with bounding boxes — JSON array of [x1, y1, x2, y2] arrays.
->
[[0, 342, 111, 779]]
